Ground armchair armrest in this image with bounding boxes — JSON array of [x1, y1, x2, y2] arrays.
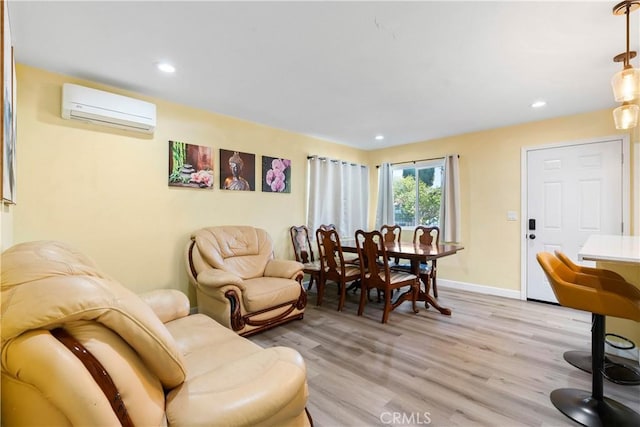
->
[[138, 289, 190, 324], [197, 269, 245, 290], [265, 259, 304, 280]]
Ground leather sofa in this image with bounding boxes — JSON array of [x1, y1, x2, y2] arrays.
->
[[1, 240, 311, 426], [186, 225, 307, 336]]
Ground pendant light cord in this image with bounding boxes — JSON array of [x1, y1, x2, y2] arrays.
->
[[625, 3, 630, 68]]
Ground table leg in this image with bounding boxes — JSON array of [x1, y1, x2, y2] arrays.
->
[[412, 260, 451, 315]]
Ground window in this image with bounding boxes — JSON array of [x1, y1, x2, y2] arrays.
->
[[392, 160, 443, 227]]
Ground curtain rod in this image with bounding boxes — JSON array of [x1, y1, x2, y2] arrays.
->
[[307, 155, 367, 168], [375, 155, 459, 169]]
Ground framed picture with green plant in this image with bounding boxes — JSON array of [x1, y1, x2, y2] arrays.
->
[[168, 141, 214, 189]]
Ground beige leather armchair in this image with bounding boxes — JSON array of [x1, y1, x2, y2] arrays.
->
[[1, 240, 311, 427], [186, 225, 307, 336]]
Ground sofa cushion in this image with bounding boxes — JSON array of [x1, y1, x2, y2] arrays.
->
[[165, 313, 262, 378], [242, 277, 303, 312], [164, 313, 309, 426]]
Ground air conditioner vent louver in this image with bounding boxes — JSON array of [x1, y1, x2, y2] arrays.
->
[[61, 83, 156, 134]]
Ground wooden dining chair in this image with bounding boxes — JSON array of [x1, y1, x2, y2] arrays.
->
[[289, 225, 321, 291], [315, 227, 361, 311], [380, 224, 402, 265], [413, 226, 440, 297], [380, 224, 401, 244], [355, 229, 419, 323], [319, 223, 359, 265], [319, 223, 337, 232]]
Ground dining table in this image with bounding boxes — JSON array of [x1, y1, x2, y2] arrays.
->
[[340, 238, 464, 316]]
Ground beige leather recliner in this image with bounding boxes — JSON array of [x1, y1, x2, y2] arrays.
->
[[1, 240, 311, 426], [186, 226, 307, 336]]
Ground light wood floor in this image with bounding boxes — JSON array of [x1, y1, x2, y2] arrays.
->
[[250, 286, 640, 426]]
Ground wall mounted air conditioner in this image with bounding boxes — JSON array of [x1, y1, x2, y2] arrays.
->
[[61, 83, 156, 134]]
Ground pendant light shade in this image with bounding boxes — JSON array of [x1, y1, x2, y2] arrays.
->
[[613, 102, 639, 129], [611, 66, 640, 102], [611, 1, 640, 129]]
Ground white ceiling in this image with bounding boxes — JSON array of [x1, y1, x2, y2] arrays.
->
[[8, 1, 640, 150]]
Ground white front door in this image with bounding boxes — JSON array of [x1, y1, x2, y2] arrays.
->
[[525, 139, 624, 303]]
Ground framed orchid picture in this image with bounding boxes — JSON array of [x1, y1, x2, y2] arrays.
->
[[168, 141, 214, 189], [262, 156, 291, 193]]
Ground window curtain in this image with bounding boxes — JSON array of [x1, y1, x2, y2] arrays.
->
[[307, 156, 369, 238], [440, 154, 461, 242], [375, 162, 393, 229]]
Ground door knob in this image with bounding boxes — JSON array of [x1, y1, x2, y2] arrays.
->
[[529, 234, 536, 239]]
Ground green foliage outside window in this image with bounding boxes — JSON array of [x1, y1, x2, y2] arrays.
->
[[393, 166, 442, 227]]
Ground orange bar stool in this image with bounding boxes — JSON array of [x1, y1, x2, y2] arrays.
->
[[537, 252, 640, 426], [554, 251, 640, 386]]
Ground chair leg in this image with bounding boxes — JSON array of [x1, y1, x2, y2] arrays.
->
[[411, 281, 419, 314], [432, 274, 438, 298], [357, 282, 367, 316], [381, 288, 391, 323], [338, 280, 347, 311], [316, 278, 325, 307], [550, 314, 640, 426], [306, 274, 315, 291], [431, 260, 438, 298]]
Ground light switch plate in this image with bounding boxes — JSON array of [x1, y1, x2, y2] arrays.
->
[[507, 210, 518, 221]]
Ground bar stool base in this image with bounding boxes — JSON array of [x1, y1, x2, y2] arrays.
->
[[550, 388, 640, 427], [564, 350, 640, 385]]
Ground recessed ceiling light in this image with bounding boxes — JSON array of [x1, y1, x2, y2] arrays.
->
[[375, 135, 385, 140], [156, 62, 176, 73], [531, 100, 547, 108]]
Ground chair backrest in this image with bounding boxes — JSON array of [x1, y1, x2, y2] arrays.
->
[[554, 250, 626, 281], [316, 227, 347, 280], [413, 226, 440, 246], [188, 226, 274, 281], [319, 223, 337, 232], [380, 224, 401, 244], [289, 225, 315, 263], [355, 229, 389, 289]]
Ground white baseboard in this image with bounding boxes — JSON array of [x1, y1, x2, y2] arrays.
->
[[437, 279, 522, 300]]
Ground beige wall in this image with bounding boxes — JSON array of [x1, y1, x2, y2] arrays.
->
[[9, 65, 366, 300], [5, 64, 637, 303], [367, 111, 637, 293]]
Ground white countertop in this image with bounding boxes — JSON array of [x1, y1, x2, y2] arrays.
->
[[578, 234, 640, 264]]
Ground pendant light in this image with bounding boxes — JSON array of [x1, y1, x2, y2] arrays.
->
[[611, 1, 640, 129], [613, 102, 640, 129]]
